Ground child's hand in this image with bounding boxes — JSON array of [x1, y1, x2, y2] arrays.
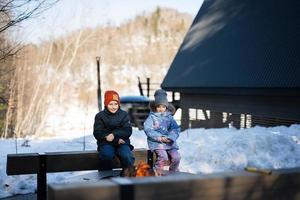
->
[[105, 133, 114, 142], [160, 136, 171, 143], [118, 139, 125, 144], [163, 138, 171, 143]]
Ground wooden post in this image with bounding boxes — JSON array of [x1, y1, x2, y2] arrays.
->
[[181, 105, 189, 131], [172, 92, 175, 102], [147, 150, 154, 168], [38, 153, 47, 200], [96, 57, 102, 111], [137, 77, 144, 96], [146, 78, 150, 97], [120, 181, 134, 200]]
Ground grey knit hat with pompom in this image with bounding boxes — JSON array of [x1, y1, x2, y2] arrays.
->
[[154, 89, 168, 107]]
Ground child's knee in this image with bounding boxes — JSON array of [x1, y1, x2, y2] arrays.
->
[[157, 153, 168, 162], [100, 151, 114, 160], [118, 149, 133, 162], [171, 154, 181, 163], [119, 153, 134, 163]]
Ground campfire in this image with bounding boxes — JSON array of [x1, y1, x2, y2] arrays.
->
[[135, 161, 155, 177], [121, 161, 155, 177]]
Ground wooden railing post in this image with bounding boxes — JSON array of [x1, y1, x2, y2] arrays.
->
[[146, 78, 150, 97], [38, 153, 47, 200], [147, 150, 154, 168]]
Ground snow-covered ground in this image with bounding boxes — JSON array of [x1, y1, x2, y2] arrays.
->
[[1, 125, 300, 198]]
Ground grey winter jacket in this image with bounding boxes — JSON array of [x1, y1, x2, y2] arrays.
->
[[143, 111, 180, 150]]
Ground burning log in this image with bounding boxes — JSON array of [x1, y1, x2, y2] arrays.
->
[[121, 161, 155, 177], [135, 161, 155, 177]]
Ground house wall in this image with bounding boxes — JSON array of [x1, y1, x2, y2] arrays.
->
[[180, 92, 300, 130]]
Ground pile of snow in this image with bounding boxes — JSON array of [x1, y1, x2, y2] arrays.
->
[[179, 125, 300, 173], [1, 124, 300, 198]]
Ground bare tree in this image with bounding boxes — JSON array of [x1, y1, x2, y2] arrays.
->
[[0, 0, 58, 137], [0, 0, 58, 62]]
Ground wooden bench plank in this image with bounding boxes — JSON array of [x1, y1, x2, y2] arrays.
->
[[46, 151, 100, 172], [6, 153, 39, 175], [47, 168, 300, 200], [110, 169, 300, 200], [7, 149, 150, 175], [48, 180, 119, 200], [47, 149, 149, 172]]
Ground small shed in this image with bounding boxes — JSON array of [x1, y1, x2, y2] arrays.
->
[[162, 0, 300, 130]]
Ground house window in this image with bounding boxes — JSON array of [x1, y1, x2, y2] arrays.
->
[[189, 109, 210, 120], [189, 108, 197, 120]]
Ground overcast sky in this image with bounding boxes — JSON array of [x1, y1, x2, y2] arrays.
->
[[18, 0, 204, 44]]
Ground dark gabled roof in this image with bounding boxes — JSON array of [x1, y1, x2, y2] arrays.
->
[[162, 0, 300, 93]]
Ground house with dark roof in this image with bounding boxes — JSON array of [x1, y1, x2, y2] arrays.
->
[[162, 0, 300, 130]]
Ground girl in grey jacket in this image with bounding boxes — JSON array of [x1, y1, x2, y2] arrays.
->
[[144, 89, 181, 175]]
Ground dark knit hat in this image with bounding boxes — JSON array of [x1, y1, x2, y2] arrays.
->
[[104, 90, 120, 107], [154, 89, 168, 107]]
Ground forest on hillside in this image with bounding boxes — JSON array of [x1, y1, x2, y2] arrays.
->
[[0, 7, 193, 138]]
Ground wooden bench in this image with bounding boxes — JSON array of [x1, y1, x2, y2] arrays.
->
[[48, 167, 300, 200], [6, 148, 153, 200]]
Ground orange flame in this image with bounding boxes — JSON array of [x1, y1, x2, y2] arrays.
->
[[135, 161, 154, 177]]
